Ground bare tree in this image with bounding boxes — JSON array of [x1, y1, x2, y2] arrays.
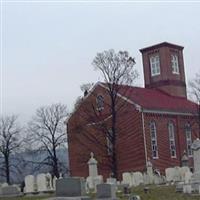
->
[[0, 115, 23, 184], [189, 72, 200, 137], [28, 103, 68, 178], [71, 50, 138, 178]]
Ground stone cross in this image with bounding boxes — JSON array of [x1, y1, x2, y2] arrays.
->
[[88, 152, 98, 177]]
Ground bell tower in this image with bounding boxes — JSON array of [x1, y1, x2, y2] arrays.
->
[[140, 42, 187, 98]]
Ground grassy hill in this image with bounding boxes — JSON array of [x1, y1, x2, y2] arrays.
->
[[0, 185, 200, 200]]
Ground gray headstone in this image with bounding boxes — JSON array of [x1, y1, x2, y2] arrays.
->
[[56, 178, 86, 197], [0, 185, 21, 197], [175, 183, 183, 193], [96, 184, 116, 199]]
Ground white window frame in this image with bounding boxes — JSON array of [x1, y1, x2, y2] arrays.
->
[[171, 54, 179, 74], [150, 55, 160, 76], [185, 124, 193, 157], [150, 122, 159, 159], [96, 95, 104, 111], [168, 122, 176, 158]]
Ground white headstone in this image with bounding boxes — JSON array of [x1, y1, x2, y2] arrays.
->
[[1, 183, 8, 188], [36, 173, 52, 192], [179, 167, 190, 182], [93, 175, 103, 190], [122, 172, 133, 186], [88, 152, 98, 177], [183, 184, 192, 194], [165, 168, 175, 182], [143, 173, 151, 185], [174, 166, 181, 182], [184, 171, 193, 184], [132, 172, 143, 186], [24, 175, 37, 193], [106, 178, 117, 185]]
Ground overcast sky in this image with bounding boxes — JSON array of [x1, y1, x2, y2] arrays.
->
[[1, 1, 200, 123]]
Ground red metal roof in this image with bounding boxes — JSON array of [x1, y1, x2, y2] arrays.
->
[[117, 85, 198, 114]]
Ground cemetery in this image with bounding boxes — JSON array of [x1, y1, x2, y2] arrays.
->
[[0, 139, 200, 200]]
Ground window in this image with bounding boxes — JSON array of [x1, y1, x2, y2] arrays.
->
[[185, 124, 192, 157], [96, 95, 104, 111], [106, 129, 113, 155], [150, 55, 160, 76], [150, 122, 158, 159], [168, 122, 176, 158], [171, 54, 179, 74]]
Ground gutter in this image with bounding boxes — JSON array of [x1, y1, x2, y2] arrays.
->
[[141, 109, 148, 167]]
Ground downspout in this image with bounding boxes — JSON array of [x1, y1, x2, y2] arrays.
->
[[141, 109, 148, 167]]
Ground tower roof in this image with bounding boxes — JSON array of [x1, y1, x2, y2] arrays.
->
[[139, 42, 184, 53]]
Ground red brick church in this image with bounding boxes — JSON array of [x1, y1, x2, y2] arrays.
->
[[67, 42, 199, 180]]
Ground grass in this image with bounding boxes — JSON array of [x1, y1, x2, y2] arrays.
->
[[130, 185, 200, 200], [0, 195, 53, 200], [0, 185, 199, 200]]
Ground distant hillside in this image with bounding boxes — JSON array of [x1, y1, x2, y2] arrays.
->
[[0, 148, 69, 184]]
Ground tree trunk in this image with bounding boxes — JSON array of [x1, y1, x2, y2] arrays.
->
[[52, 147, 59, 178], [111, 96, 118, 179], [5, 155, 10, 184]]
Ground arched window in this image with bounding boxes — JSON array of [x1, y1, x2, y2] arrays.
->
[[168, 122, 176, 158], [106, 129, 113, 156], [150, 121, 158, 159], [185, 123, 192, 156], [96, 95, 104, 111]]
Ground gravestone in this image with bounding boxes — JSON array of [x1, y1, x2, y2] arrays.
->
[[165, 167, 184, 183], [174, 167, 181, 182], [37, 173, 48, 192], [106, 178, 117, 185], [122, 172, 132, 186], [184, 171, 193, 184], [143, 158, 154, 185], [37, 173, 54, 193], [179, 167, 190, 182], [24, 175, 37, 193], [0, 185, 22, 197], [175, 182, 183, 193], [56, 177, 86, 197], [132, 172, 143, 186], [1, 183, 8, 187], [88, 152, 98, 177], [86, 175, 103, 191], [183, 184, 192, 194], [86, 152, 103, 190], [165, 168, 174, 182], [190, 138, 200, 192], [96, 184, 116, 199], [181, 151, 189, 167]]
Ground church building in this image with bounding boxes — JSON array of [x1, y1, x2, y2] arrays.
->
[[67, 42, 199, 179]]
